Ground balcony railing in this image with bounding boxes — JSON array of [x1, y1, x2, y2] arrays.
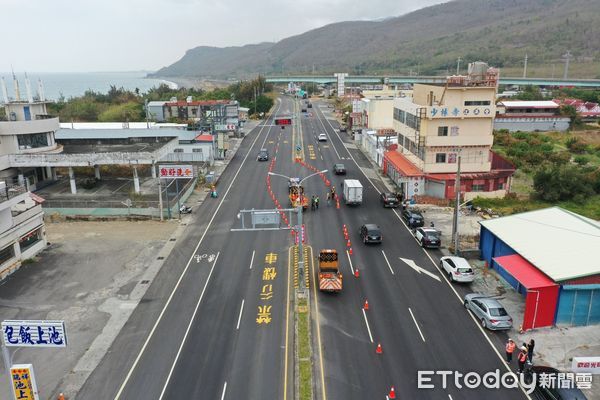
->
[[0, 184, 27, 204]]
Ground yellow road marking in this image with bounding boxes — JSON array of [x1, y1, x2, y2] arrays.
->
[[265, 253, 278, 263], [309, 245, 327, 399]]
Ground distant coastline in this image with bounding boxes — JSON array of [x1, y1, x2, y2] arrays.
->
[[151, 76, 232, 91]]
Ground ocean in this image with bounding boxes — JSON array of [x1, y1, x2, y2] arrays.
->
[[0, 71, 177, 101]]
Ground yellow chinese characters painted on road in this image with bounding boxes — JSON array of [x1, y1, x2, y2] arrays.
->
[[256, 252, 278, 325]]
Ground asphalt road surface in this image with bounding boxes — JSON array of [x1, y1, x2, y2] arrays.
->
[[79, 95, 530, 400]]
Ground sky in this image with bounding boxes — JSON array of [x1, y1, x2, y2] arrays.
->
[[0, 0, 448, 73]]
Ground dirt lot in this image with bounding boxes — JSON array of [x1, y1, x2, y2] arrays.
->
[[0, 220, 178, 399]]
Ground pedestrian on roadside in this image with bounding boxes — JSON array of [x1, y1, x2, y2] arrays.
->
[[326, 192, 331, 206], [527, 339, 535, 363], [505, 338, 516, 363], [315, 196, 320, 209], [517, 346, 528, 373]]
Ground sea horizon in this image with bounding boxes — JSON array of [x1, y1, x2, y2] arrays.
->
[[0, 71, 178, 101]]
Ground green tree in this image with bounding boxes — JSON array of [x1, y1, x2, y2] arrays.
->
[[560, 105, 581, 129], [533, 164, 595, 202], [98, 102, 144, 122]]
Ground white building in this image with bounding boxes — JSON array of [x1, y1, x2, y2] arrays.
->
[[494, 100, 570, 132], [0, 184, 47, 280]]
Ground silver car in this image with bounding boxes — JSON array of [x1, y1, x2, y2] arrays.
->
[[463, 293, 513, 330]]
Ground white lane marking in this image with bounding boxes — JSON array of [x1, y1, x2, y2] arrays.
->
[[319, 105, 532, 398], [448, 395, 453, 400], [158, 253, 221, 399], [362, 308, 374, 343], [408, 307, 426, 342], [236, 299, 245, 330], [399, 257, 441, 282], [249, 250, 255, 269], [114, 103, 280, 400], [314, 107, 342, 159], [220, 381, 227, 400], [345, 249, 355, 275], [381, 250, 395, 275]]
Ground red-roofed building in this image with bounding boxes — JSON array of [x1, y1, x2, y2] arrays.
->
[[494, 100, 570, 132], [553, 98, 600, 119]]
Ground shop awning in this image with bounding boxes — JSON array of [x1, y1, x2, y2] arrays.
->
[[383, 151, 423, 177], [494, 254, 556, 288]]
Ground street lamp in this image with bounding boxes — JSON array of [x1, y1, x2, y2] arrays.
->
[[268, 169, 328, 291]]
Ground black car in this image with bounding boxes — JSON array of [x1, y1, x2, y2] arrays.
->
[[415, 227, 441, 249], [359, 224, 382, 244], [380, 192, 399, 208], [402, 209, 424, 228], [333, 163, 346, 175], [525, 366, 588, 400], [257, 148, 269, 161]]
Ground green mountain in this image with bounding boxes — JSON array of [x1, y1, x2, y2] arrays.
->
[[151, 0, 600, 79]]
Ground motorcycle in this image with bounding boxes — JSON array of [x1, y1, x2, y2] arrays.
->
[[179, 204, 192, 214]]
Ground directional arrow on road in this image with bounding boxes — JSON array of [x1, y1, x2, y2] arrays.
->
[[399, 258, 441, 282]]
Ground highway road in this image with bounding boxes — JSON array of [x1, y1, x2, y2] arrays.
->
[[78, 95, 530, 399]]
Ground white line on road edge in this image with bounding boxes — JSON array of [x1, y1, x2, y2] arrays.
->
[[113, 103, 280, 400], [158, 252, 221, 399], [399, 257, 441, 282], [249, 250, 255, 269], [408, 307, 426, 342], [381, 250, 395, 275], [220, 381, 227, 400], [448, 395, 453, 400], [345, 249, 355, 275], [236, 299, 245, 330], [318, 109, 532, 399], [362, 308, 374, 343]]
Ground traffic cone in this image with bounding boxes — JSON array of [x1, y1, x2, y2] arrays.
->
[[363, 299, 369, 310], [57, 394, 65, 400], [388, 386, 396, 399], [346, 239, 351, 247], [349, 247, 353, 255], [354, 268, 360, 278], [376, 343, 382, 354]]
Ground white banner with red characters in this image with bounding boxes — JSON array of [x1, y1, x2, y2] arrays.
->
[[158, 165, 194, 179]]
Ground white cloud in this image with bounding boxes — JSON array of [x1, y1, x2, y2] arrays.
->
[[0, 0, 448, 72]]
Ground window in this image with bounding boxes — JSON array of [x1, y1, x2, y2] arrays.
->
[[472, 184, 485, 192], [0, 244, 15, 265], [464, 100, 490, 106], [19, 228, 42, 252], [437, 126, 448, 136], [192, 148, 203, 153], [174, 148, 184, 153], [18, 132, 49, 149], [435, 153, 446, 163]]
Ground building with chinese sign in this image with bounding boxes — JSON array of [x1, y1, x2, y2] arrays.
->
[[162, 99, 240, 133], [385, 62, 515, 200]]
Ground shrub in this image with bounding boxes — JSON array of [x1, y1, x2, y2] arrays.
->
[[533, 164, 595, 202], [565, 137, 587, 154], [574, 155, 589, 166]]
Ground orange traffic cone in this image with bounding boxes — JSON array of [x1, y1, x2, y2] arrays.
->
[[354, 268, 360, 278], [349, 247, 353, 255], [363, 299, 369, 310], [389, 386, 396, 399], [376, 343, 382, 354], [57, 394, 65, 400], [346, 239, 351, 247]]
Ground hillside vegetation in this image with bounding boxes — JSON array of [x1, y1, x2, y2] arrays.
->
[[152, 0, 600, 79]]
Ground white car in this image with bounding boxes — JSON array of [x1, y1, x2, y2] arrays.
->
[[318, 133, 327, 141], [440, 256, 475, 283]]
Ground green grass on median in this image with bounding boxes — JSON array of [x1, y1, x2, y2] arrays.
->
[[297, 298, 312, 400]]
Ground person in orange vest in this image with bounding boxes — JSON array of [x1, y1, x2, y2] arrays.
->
[[505, 338, 516, 363], [517, 346, 528, 373]]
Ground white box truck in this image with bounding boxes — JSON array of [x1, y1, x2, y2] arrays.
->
[[342, 179, 363, 205]]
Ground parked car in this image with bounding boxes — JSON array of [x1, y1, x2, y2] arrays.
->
[[339, 126, 347, 132], [359, 224, 382, 244], [415, 227, 441, 248], [380, 192, 399, 208], [524, 365, 588, 400], [402, 209, 424, 228], [318, 133, 327, 141], [257, 148, 269, 161], [440, 256, 475, 283], [463, 293, 513, 330], [333, 163, 346, 175]]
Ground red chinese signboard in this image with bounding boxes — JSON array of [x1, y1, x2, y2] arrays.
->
[[158, 165, 194, 179]]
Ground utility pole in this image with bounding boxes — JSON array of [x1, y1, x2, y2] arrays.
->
[[563, 50, 572, 79], [253, 86, 257, 116], [456, 57, 462, 75], [523, 53, 528, 78], [451, 155, 462, 255]]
